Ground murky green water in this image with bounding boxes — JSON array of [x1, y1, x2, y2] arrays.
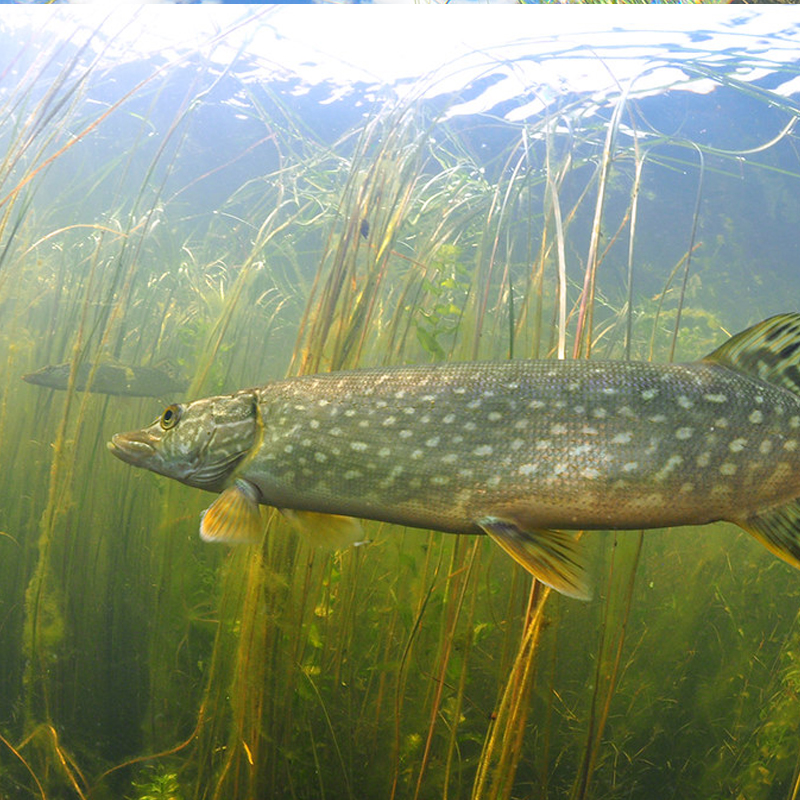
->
[[2, 8, 800, 799]]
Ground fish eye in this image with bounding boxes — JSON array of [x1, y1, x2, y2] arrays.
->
[[160, 404, 181, 430]]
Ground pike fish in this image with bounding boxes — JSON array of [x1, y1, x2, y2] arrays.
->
[[25, 362, 186, 398], [108, 313, 800, 599]]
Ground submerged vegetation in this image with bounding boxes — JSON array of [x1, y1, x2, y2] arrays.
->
[[2, 9, 800, 800]]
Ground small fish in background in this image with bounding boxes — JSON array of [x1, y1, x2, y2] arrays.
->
[[359, 218, 369, 239], [109, 313, 800, 600], [24, 361, 187, 398]]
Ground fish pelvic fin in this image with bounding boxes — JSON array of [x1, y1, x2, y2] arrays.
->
[[702, 313, 800, 396], [280, 509, 366, 551], [739, 499, 800, 572], [478, 516, 591, 600], [200, 479, 263, 544]]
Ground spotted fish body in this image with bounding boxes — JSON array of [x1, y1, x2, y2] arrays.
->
[[108, 314, 800, 599]]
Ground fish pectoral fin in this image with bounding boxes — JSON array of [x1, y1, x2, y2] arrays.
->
[[200, 479, 263, 544], [280, 509, 366, 550], [739, 499, 800, 571], [477, 516, 591, 601]]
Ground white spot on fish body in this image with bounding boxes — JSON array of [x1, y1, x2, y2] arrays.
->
[[720, 462, 737, 475], [474, 445, 493, 456], [674, 427, 693, 440], [443, 414, 456, 424], [351, 442, 368, 452], [375, 400, 387, 409], [602, 387, 618, 396], [358, 420, 369, 429], [488, 412, 503, 422], [482, 390, 496, 398], [536, 440, 552, 451], [382, 416, 397, 426], [511, 438, 524, 451], [529, 400, 545, 410], [317, 399, 330, 407], [759, 440, 773, 455], [451, 435, 464, 444], [453, 386, 467, 395], [784, 440, 798, 452], [506, 382, 520, 390], [309, 419, 320, 430], [592, 408, 607, 419], [714, 417, 729, 428], [618, 406, 636, 418], [403, 407, 415, 415], [677, 395, 694, 409], [697, 452, 711, 467], [703, 393, 727, 404], [394, 390, 407, 399], [314, 452, 327, 463], [284, 445, 293, 454], [399, 429, 413, 439], [729, 438, 747, 453], [431, 475, 450, 486], [754, 395, 764, 404], [378, 447, 391, 458], [573, 405, 586, 414], [582, 467, 600, 479], [344, 409, 356, 417], [582, 426, 599, 436], [570, 443, 592, 457], [655, 454, 683, 481], [411, 449, 423, 460], [441, 453, 458, 465], [420, 414, 431, 424], [514, 419, 529, 430], [551, 424, 568, 435], [518, 463, 538, 476], [426, 436, 440, 448], [748, 410, 764, 424], [680, 482, 694, 494], [487, 475, 501, 488], [421, 394, 436, 403], [467, 400, 482, 410], [464, 421, 477, 432], [791, 416, 800, 429], [612, 432, 633, 444], [641, 388, 658, 400], [622, 461, 638, 473]]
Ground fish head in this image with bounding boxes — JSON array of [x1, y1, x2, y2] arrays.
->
[[108, 390, 259, 492]]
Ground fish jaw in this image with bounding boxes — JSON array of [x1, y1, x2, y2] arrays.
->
[[108, 390, 260, 493]]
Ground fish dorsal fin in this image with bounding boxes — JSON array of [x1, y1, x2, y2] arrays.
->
[[477, 516, 591, 600], [702, 313, 800, 396]]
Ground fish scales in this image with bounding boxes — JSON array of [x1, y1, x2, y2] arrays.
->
[[108, 313, 800, 599], [247, 361, 799, 533]]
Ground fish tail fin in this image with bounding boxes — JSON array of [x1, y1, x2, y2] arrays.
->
[[702, 313, 800, 396], [478, 516, 591, 600], [738, 499, 800, 572]]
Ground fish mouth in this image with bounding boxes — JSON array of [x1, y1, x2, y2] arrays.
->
[[107, 432, 156, 466]]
